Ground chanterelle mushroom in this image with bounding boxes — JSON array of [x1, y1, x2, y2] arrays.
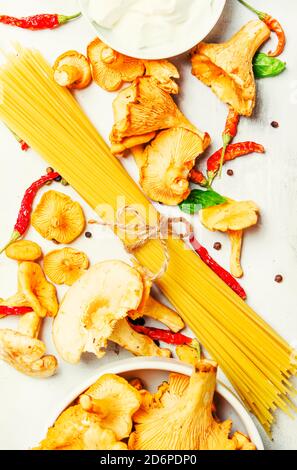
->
[[35, 405, 127, 450], [142, 296, 184, 333], [232, 431, 256, 451], [191, 20, 271, 116], [0, 311, 57, 378], [200, 199, 259, 278], [43, 248, 89, 286], [31, 191, 85, 244], [129, 362, 237, 450], [110, 77, 204, 156], [110, 319, 171, 358], [133, 127, 210, 205], [53, 51, 92, 89], [18, 262, 59, 318], [79, 374, 141, 440], [144, 59, 180, 94], [5, 240, 42, 262], [53, 261, 146, 364], [87, 38, 145, 91]]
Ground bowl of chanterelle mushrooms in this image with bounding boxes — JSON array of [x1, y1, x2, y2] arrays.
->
[[35, 357, 263, 451]]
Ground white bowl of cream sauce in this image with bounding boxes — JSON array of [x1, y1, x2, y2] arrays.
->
[[80, 0, 226, 60]]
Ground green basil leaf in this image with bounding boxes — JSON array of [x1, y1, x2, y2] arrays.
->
[[253, 53, 286, 79], [179, 189, 227, 215]]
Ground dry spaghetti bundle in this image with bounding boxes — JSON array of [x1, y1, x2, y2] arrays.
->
[[0, 48, 296, 433]]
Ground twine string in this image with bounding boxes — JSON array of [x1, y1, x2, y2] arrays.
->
[[89, 206, 194, 282]]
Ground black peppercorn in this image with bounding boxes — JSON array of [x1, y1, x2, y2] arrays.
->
[[274, 274, 283, 283]]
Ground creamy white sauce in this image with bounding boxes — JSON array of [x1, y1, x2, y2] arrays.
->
[[88, 0, 214, 51]]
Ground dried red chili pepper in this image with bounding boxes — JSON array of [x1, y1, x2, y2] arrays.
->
[[9, 128, 29, 151], [218, 107, 240, 177], [20, 141, 29, 151], [189, 235, 247, 300], [0, 306, 33, 316], [238, 1, 286, 57], [131, 324, 194, 346], [189, 169, 208, 187], [207, 141, 265, 183], [0, 12, 81, 30], [0, 172, 59, 254]]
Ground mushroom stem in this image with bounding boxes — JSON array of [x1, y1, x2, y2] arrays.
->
[[54, 65, 81, 87], [79, 394, 109, 419], [110, 318, 171, 358], [228, 230, 244, 278], [18, 311, 41, 338], [143, 297, 184, 333]]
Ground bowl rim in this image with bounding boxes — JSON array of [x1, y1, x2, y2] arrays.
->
[[46, 357, 264, 450], [79, 0, 227, 60]]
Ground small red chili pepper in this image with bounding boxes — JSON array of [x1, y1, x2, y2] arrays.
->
[[0, 306, 33, 316], [131, 324, 194, 346], [189, 235, 247, 300], [207, 141, 265, 183], [218, 107, 240, 177], [12, 131, 29, 151], [5, 125, 30, 152], [0, 12, 81, 30], [189, 169, 208, 187], [0, 171, 59, 254], [238, 1, 286, 57], [20, 141, 30, 151]]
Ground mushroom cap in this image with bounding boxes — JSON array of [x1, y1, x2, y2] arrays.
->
[[5, 240, 42, 262], [31, 190, 85, 244], [144, 59, 180, 94], [36, 404, 127, 450], [199, 200, 259, 232], [18, 262, 59, 318], [53, 51, 92, 90], [111, 132, 157, 158], [0, 329, 57, 378], [138, 127, 210, 205], [129, 362, 237, 450], [81, 373, 141, 440], [110, 77, 202, 154], [43, 248, 89, 286], [232, 431, 257, 450], [87, 38, 145, 92], [191, 20, 271, 116], [53, 261, 145, 364]]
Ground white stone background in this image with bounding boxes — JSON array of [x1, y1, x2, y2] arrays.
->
[[0, 0, 296, 450]]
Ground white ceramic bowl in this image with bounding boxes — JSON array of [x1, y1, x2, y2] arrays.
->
[[47, 357, 264, 450], [79, 0, 226, 60]]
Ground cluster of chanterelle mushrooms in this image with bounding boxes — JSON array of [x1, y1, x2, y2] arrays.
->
[[36, 362, 256, 450], [0, 19, 273, 376], [52, 20, 270, 279], [0, 187, 187, 378], [0, 261, 59, 378], [52, 260, 180, 364]]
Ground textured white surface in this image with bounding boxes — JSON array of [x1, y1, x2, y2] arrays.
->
[[0, 0, 296, 451]]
